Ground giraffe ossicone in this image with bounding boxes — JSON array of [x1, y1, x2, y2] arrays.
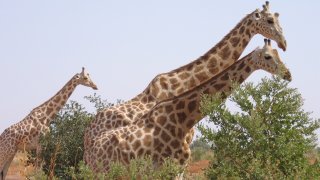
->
[[0, 67, 97, 180], [86, 39, 291, 173]]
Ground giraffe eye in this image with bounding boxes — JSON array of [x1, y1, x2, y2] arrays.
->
[[264, 55, 272, 60], [267, 19, 274, 24], [255, 12, 261, 19], [84, 77, 88, 80]]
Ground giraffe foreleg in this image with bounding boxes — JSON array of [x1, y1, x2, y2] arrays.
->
[[35, 144, 42, 168], [0, 136, 18, 180], [1, 154, 15, 180]]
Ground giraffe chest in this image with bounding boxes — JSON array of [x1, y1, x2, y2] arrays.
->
[[17, 136, 40, 151], [152, 136, 191, 165]]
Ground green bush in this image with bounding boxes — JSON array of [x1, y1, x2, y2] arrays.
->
[[190, 139, 213, 162], [30, 101, 93, 179], [30, 157, 184, 180], [27, 94, 114, 179], [198, 77, 320, 179]]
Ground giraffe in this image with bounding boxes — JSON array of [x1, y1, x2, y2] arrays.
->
[[0, 67, 97, 180], [84, 1, 287, 162], [86, 39, 291, 173]]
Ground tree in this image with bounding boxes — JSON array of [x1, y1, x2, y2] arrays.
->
[[198, 77, 320, 179], [84, 93, 117, 111], [28, 94, 112, 179], [190, 139, 214, 162], [30, 101, 93, 179]]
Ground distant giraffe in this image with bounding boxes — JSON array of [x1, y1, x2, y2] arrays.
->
[[84, 1, 287, 163], [0, 68, 97, 180], [86, 39, 291, 172]]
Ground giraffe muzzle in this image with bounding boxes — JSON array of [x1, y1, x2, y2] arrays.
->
[[92, 85, 98, 90], [276, 35, 287, 51], [277, 40, 287, 51], [283, 70, 292, 81]]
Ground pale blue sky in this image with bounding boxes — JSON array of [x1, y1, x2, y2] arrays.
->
[[0, 1, 319, 144]]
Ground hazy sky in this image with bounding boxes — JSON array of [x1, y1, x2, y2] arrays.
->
[[0, 1, 319, 144]]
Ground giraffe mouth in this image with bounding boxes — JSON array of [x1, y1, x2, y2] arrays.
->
[[92, 85, 98, 90], [277, 40, 287, 51], [283, 70, 292, 81]]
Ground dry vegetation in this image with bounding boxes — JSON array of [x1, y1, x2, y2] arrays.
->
[[6, 149, 319, 179], [6, 152, 35, 180], [7, 152, 212, 179]]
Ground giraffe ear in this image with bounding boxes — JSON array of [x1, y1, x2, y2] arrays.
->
[[75, 74, 81, 79]]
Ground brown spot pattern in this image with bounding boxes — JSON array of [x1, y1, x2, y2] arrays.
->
[[176, 101, 185, 110], [245, 66, 251, 73], [237, 61, 246, 70], [220, 73, 230, 81], [161, 131, 171, 142], [219, 46, 231, 60], [177, 113, 186, 123], [188, 100, 197, 113], [195, 72, 208, 82], [230, 37, 240, 47], [239, 26, 245, 34], [214, 83, 225, 90], [178, 72, 189, 80], [46, 108, 53, 115]]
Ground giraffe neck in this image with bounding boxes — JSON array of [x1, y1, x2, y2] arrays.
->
[[32, 75, 79, 125], [150, 51, 257, 133], [138, 11, 256, 102]]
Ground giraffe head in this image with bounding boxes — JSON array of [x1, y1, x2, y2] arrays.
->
[[75, 67, 98, 90], [250, 1, 287, 51], [252, 39, 291, 81]]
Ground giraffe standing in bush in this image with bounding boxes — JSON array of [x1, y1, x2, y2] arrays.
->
[[0, 68, 97, 180], [87, 39, 291, 172], [84, 1, 287, 163]]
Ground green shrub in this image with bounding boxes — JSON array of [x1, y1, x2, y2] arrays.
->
[[31, 101, 93, 179], [190, 139, 214, 162], [30, 157, 184, 180], [198, 77, 320, 179]]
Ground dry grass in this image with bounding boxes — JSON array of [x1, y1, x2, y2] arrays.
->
[[6, 150, 319, 180], [6, 152, 35, 180], [7, 152, 210, 179], [185, 160, 210, 180]]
